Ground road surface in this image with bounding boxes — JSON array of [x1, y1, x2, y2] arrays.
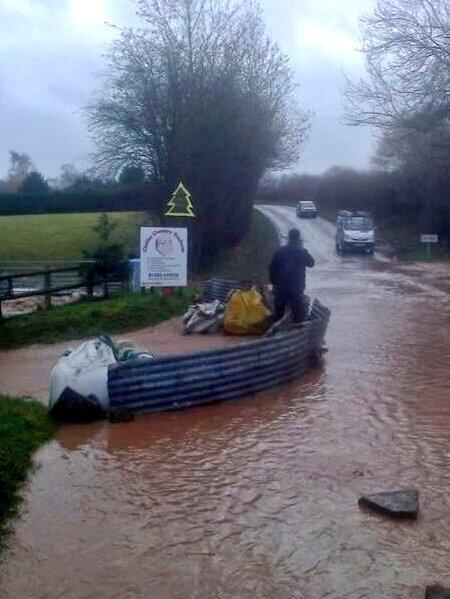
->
[[257, 204, 339, 265], [257, 203, 448, 299], [2, 206, 450, 598]]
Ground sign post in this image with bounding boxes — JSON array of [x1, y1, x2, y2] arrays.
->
[[164, 181, 199, 274], [420, 234, 438, 260], [140, 227, 188, 288]]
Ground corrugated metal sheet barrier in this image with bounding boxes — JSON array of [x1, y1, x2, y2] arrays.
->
[[108, 281, 330, 413], [202, 278, 254, 302]]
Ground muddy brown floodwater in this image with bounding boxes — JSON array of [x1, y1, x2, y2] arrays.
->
[[1, 254, 450, 598]]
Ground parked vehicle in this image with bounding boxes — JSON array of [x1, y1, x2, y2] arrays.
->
[[335, 211, 375, 254], [296, 200, 318, 218]]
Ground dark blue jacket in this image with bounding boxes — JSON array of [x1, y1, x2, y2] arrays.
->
[[269, 243, 315, 293]]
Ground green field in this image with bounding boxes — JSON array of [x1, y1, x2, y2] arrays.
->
[[0, 210, 278, 277], [0, 212, 147, 261]]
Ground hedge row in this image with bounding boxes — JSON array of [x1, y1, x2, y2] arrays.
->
[[0, 186, 162, 216]]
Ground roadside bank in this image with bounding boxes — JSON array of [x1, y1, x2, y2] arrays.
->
[[0, 396, 55, 552], [0, 291, 193, 351]]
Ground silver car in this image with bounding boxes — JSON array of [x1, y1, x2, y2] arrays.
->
[[296, 200, 318, 218]]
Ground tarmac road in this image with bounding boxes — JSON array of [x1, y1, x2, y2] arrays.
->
[[257, 203, 356, 265], [256, 203, 448, 299], [255, 203, 380, 301]]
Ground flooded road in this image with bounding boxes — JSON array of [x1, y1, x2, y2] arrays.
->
[[1, 206, 450, 598]]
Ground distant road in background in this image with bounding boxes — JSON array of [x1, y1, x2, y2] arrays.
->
[[256, 204, 339, 265]]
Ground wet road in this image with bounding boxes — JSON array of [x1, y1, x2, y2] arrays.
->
[[1, 206, 450, 598], [256, 205, 340, 263]]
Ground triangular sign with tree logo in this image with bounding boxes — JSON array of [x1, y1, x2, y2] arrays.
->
[[165, 182, 195, 217]]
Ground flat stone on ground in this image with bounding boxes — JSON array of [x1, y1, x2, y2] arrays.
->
[[358, 489, 419, 518], [425, 586, 450, 599]]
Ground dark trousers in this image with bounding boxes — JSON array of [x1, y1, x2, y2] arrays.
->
[[273, 288, 305, 324]]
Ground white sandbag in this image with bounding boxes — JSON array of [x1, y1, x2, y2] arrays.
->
[[49, 338, 117, 410]]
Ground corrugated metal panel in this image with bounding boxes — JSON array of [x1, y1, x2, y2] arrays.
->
[[108, 287, 330, 414], [202, 279, 247, 302]]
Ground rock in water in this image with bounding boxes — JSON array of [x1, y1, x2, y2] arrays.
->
[[358, 489, 419, 518], [426, 586, 450, 599]]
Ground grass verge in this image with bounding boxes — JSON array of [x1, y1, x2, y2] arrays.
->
[[0, 290, 193, 350], [0, 396, 55, 552], [203, 210, 279, 281]]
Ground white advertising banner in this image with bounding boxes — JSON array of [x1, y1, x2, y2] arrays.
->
[[140, 227, 187, 287]]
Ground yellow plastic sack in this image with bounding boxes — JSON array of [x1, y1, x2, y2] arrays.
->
[[223, 287, 272, 335]]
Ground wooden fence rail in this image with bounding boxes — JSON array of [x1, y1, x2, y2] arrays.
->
[[0, 265, 128, 320]]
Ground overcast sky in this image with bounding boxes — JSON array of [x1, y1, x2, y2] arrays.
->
[[0, 0, 375, 179]]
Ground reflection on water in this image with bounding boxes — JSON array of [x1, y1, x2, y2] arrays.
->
[[1, 261, 450, 598]]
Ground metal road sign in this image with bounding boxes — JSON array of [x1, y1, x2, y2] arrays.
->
[[420, 234, 438, 243]]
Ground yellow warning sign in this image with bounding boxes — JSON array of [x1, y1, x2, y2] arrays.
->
[[165, 182, 195, 218]]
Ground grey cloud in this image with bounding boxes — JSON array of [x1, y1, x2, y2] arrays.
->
[[0, 0, 375, 178]]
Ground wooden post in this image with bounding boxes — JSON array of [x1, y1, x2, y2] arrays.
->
[[87, 271, 94, 299], [122, 269, 130, 294], [44, 271, 52, 310]]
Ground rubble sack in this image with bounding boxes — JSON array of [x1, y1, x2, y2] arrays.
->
[[183, 299, 226, 334], [223, 287, 272, 335]]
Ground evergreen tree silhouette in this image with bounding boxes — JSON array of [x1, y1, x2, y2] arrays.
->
[[165, 182, 195, 217]]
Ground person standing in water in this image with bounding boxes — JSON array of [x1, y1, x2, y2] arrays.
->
[[269, 228, 315, 323]]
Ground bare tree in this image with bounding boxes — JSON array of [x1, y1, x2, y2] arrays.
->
[[374, 111, 450, 172], [87, 0, 309, 254], [344, 0, 450, 129], [5, 151, 34, 192], [344, 0, 450, 238], [58, 163, 80, 189], [373, 111, 450, 230]]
